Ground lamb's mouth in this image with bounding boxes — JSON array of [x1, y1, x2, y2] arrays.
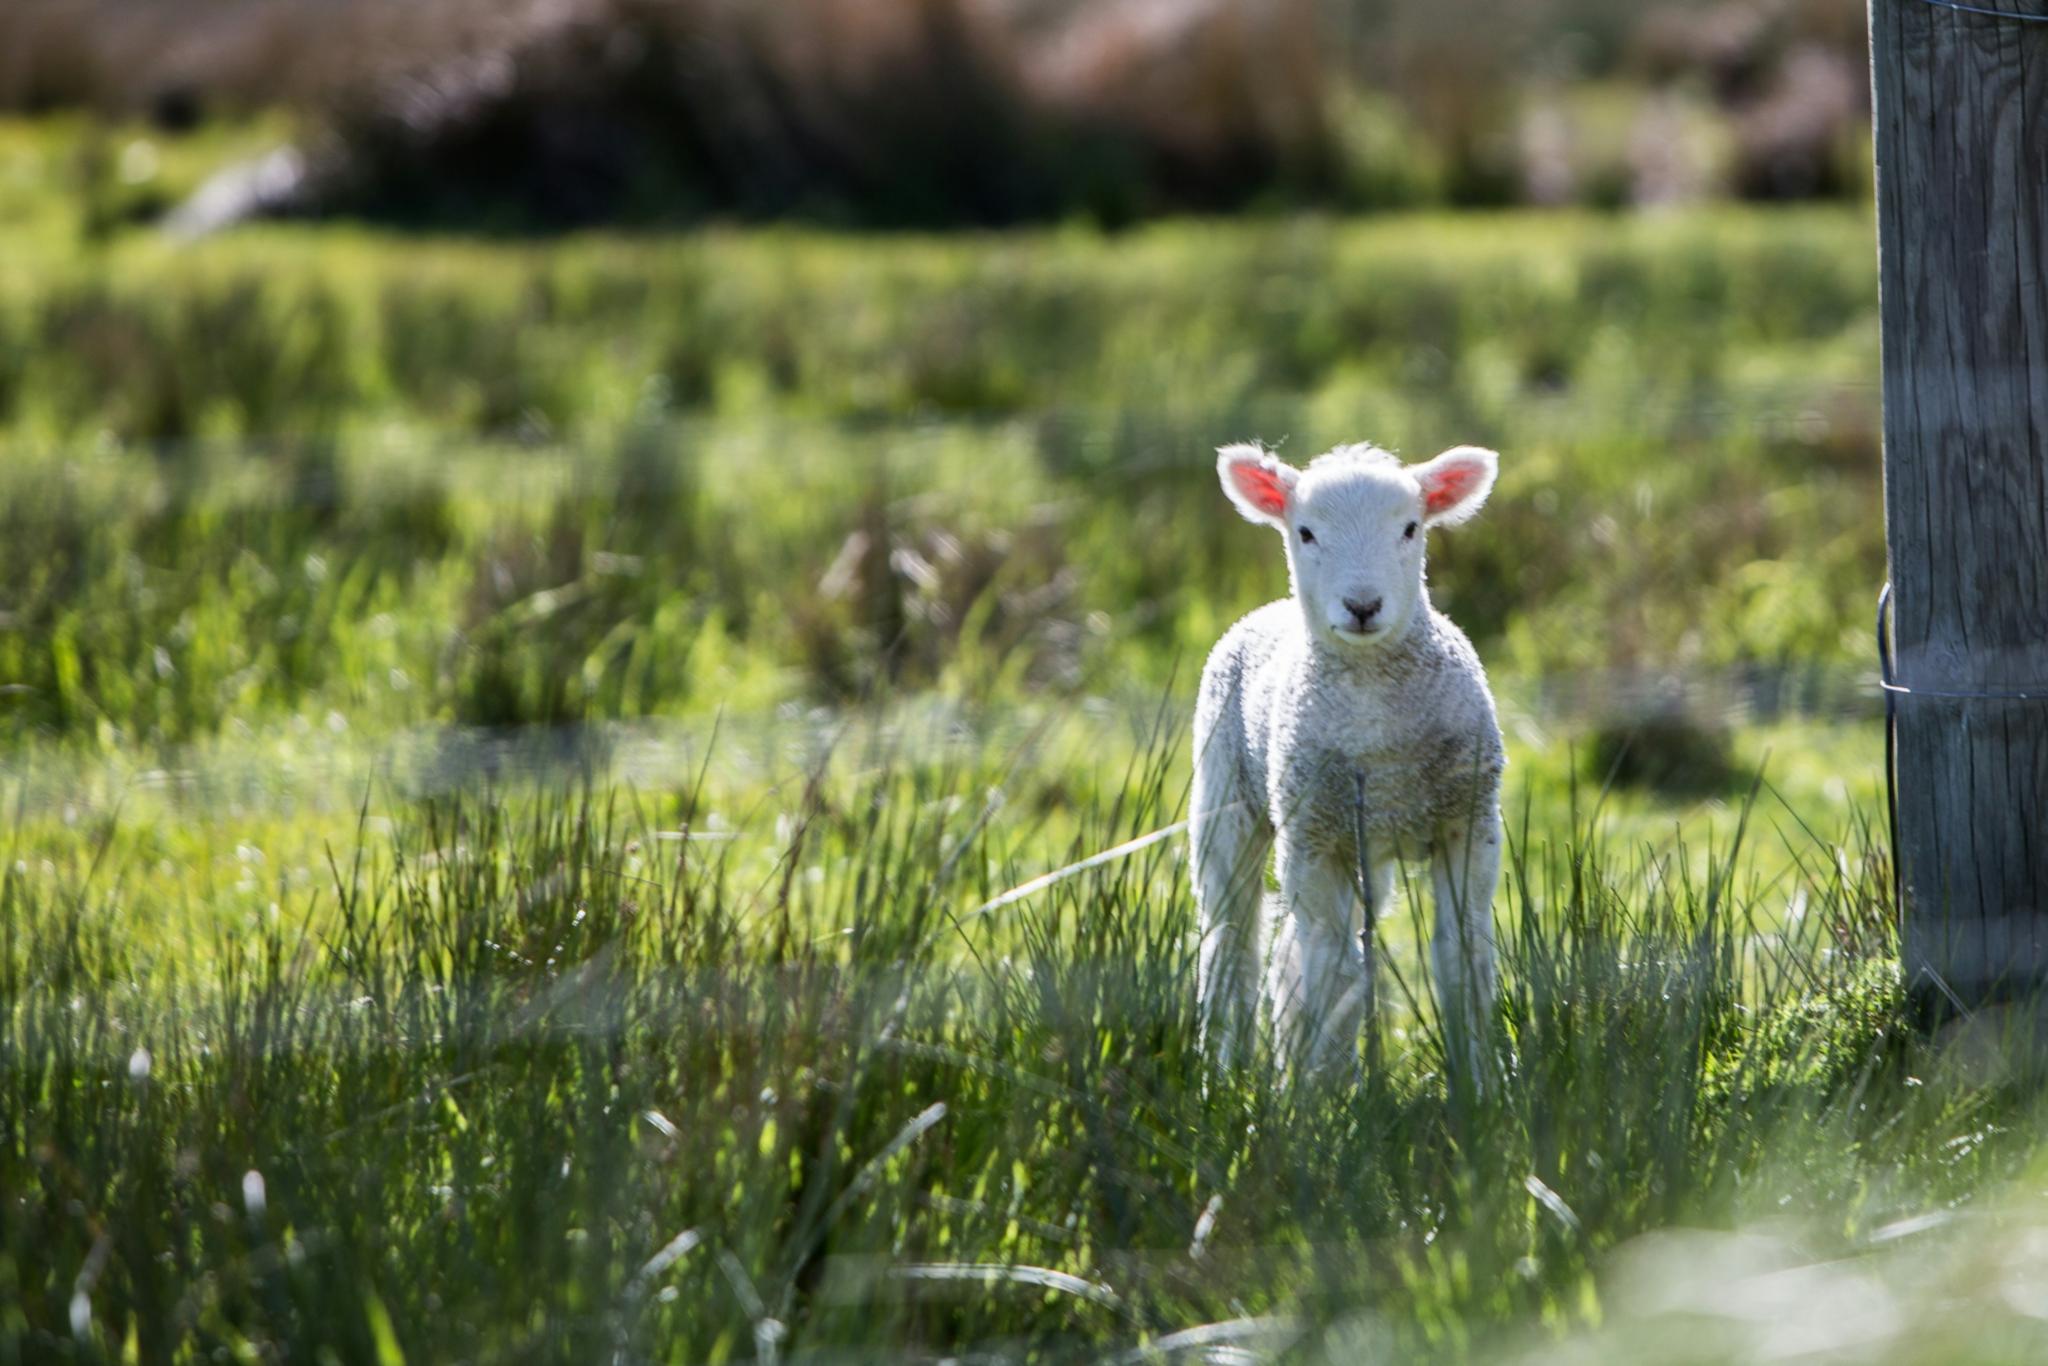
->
[[1330, 624, 1389, 644]]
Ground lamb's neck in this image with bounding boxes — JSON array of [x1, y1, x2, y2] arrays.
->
[[1303, 608, 1441, 688]]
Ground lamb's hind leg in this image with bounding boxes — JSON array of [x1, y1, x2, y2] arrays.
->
[[1192, 758, 1265, 1070]]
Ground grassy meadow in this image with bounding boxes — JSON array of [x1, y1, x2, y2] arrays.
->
[[13, 116, 2048, 1363]]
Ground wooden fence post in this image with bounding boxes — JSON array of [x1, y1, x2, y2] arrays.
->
[[1871, 0, 2048, 1010]]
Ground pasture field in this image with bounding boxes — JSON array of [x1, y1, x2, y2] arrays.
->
[[7, 117, 2046, 1363]]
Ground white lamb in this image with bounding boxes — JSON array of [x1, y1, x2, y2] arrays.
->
[[1192, 440, 1505, 1079]]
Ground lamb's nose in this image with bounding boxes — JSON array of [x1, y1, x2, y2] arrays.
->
[[1343, 596, 1383, 630]]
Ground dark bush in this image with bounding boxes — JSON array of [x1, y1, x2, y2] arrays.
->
[[1587, 703, 1743, 798], [2, 0, 1877, 229]]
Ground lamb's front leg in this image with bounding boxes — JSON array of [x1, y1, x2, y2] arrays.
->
[[1271, 833, 1369, 1074], [1430, 806, 1502, 1086]]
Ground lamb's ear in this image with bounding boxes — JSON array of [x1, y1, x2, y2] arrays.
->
[[1414, 445, 1498, 527], [1217, 443, 1298, 527]]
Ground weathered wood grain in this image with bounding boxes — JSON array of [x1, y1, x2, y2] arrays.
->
[[1872, 0, 2048, 1004]]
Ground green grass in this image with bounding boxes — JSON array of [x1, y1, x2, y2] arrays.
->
[[6, 117, 1998, 1363], [4, 725, 2043, 1364]]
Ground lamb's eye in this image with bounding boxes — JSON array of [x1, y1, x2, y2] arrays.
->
[[1298, 526, 1316, 544], [1403, 521, 1418, 540]]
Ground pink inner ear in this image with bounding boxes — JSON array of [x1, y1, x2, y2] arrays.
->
[[1229, 462, 1291, 518], [1423, 460, 1484, 515]]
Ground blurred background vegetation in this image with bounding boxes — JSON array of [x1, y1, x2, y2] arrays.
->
[[0, 213, 1880, 749], [2, 0, 1871, 229], [0, 0, 1886, 770]]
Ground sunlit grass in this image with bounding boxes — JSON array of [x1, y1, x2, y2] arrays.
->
[[2, 712, 2036, 1363]]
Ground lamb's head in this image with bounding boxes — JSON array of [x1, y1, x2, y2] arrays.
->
[[1218, 440, 1497, 650]]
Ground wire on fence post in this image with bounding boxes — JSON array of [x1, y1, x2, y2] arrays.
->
[[1877, 583, 1902, 927], [1877, 577, 2048, 901], [1914, 0, 2048, 21]]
